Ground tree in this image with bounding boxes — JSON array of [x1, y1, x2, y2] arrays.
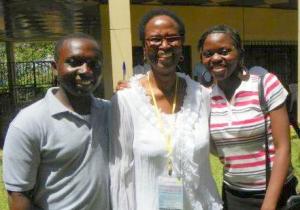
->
[[0, 43, 7, 62], [0, 41, 54, 63], [0, 41, 55, 91], [15, 41, 54, 62]]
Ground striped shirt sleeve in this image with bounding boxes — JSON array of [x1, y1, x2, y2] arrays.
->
[[263, 73, 288, 112]]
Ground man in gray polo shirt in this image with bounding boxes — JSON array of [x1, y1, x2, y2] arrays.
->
[[3, 33, 110, 210]]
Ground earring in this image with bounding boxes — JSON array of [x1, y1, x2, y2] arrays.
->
[[143, 56, 147, 64], [179, 55, 184, 62], [239, 58, 245, 69], [237, 66, 249, 80]]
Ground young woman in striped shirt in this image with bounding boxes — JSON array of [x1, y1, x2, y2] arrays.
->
[[198, 25, 298, 210]]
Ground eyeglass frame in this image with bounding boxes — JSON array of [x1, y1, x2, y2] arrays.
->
[[145, 35, 183, 46]]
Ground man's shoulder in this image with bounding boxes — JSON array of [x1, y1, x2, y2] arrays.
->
[[93, 97, 111, 107], [194, 62, 206, 69], [17, 98, 48, 119], [193, 63, 206, 75], [7, 97, 49, 140], [249, 66, 268, 76]]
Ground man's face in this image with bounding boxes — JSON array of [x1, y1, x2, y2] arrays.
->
[[55, 38, 102, 96]]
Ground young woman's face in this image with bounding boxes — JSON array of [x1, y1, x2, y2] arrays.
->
[[201, 33, 240, 82], [144, 15, 183, 75]]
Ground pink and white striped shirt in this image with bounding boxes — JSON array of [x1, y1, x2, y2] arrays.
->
[[210, 73, 292, 191]]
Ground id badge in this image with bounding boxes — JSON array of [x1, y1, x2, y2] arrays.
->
[[158, 176, 183, 210]]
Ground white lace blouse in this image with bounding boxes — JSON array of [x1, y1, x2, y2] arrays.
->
[[109, 73, 222, 210]]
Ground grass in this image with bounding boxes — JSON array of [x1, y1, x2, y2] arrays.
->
[[290, 130, 300, 192], [0, 151, 8, 210], [0, 130, 299, 209]]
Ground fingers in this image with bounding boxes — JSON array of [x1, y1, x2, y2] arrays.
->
[[116, 80, 130, 91]]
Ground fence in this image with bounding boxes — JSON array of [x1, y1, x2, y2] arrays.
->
[[244, 42, 298, 85], [0, 61, 54, 147], [0, 61, 54, 112]]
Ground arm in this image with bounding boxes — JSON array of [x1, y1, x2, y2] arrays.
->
[[8, 191, 32, 210], [3, 121, 40, 210], [109, 93, 135, 210], [261, 104, 291, 209], [259, 74, 291, 210], [261, 103, 290, 210]]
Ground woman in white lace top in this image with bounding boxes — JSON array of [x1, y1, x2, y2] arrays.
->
[[109, 9, 222, 210]]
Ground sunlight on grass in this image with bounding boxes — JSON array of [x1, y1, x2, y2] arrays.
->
[[210, 154, 223, 193], [0, 150, 8, 210], [291, 129, 300, 192]]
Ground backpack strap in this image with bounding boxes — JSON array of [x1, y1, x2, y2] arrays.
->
[[258, 74, 271, 188], [259, 75, 268, 114]]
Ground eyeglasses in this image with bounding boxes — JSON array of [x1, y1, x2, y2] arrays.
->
[[145, 35, 182, 46], [202, 47, 234, 58]]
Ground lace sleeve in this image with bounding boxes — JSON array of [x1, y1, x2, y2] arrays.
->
[[109, 92, 135, 210]]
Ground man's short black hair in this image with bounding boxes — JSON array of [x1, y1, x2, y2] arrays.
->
[[54, 32, 101, 61], [138, 8, 185, 45]]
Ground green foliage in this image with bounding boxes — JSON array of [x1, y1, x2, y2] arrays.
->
[[14, 62, 53, 86], [0, 151, 8, 210], [14, 42, 54, 62], [0, 41, 54, 63], [291, 129, 300, 192], [0, 43, 6, 62], [0, 42, 54, 96]]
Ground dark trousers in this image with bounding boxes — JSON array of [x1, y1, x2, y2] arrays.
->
[[222, 176, 298, 210]]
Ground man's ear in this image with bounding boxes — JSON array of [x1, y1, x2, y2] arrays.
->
[[51, 61, 58, 76]]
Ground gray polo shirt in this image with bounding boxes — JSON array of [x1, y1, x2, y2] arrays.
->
[[3, 87, 110, 210]]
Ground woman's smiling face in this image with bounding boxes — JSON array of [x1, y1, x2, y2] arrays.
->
[[201, 33, 240, 82], [144, 15, 183, 75]]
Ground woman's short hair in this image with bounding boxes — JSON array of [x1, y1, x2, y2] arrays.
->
[[138, 8, 185, 45]]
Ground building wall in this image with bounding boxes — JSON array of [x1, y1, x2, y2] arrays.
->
[[131, 5, 297, 71], [99, 4, 297, 98], [100, 5, 113, 98]]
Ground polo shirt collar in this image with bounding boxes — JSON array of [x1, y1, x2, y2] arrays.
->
[[211, 79, 248, 101], [45, 87, 70, 116], [211, 84, 224, 98], [45, 87, 99, 118]]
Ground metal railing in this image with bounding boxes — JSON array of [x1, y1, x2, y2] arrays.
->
[[0, 61, 54, 114], [244, 42, 298, 85]]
